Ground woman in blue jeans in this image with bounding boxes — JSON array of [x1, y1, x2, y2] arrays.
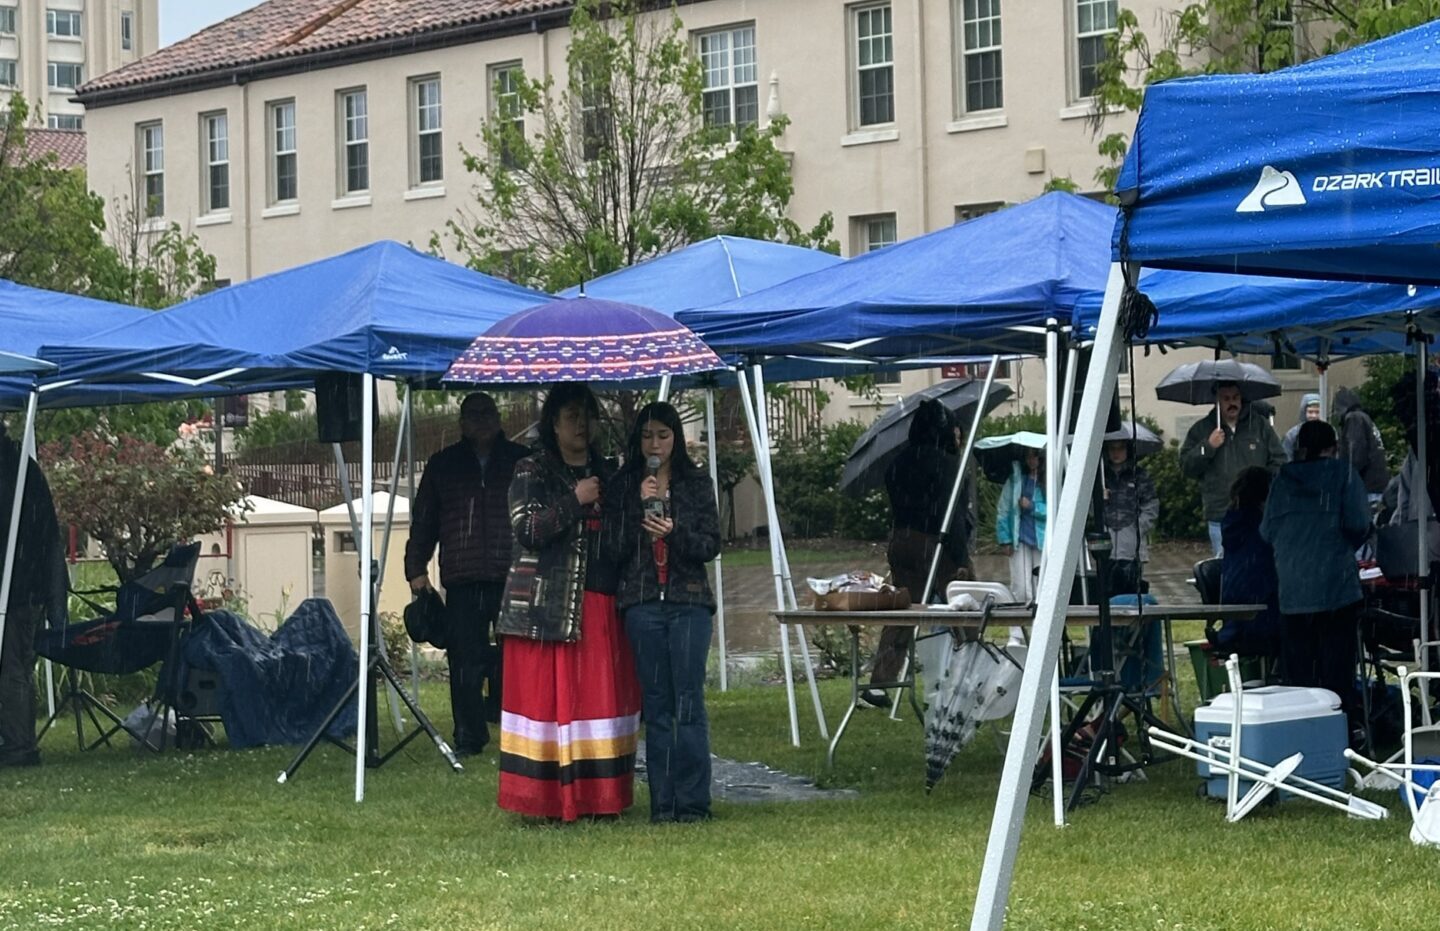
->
[[606, 402, 722, 823]]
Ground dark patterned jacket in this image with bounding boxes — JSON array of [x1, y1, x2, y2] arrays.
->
[[606, 468, 721, 613], [404, 436, 531, 587], [496, 448, 617, 642], [1102, 458, 1159, 563]]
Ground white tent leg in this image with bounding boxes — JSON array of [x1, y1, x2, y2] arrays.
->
[[658, 375, 672, 402], [1417, 339, 1432, 717], [355, 374, 376, 803], [405, 388, 421, 702], [373, 393, 410, 733], [971, 262, 1128, 930], [752, 363, 827, 740], [0, 390, 38, 714], [1043, 322, 1067, 829], [705, 388, 729, 692], [1318, 366, 1330, 422], [737, 367, 800, 746]]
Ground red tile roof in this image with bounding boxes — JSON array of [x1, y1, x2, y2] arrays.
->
[[14, 129, 88, 171], [80, 0, 571, 98]]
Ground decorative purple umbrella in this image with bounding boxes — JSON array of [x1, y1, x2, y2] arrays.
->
[[443, 296, 727, 384]]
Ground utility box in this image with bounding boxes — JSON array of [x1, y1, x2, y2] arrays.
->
[[318, 492, 424, 643], [195, 495, 319, 631]]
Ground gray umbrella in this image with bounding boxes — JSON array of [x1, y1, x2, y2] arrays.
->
[[1095, 422, 1164, 458], [1155, 359, 1282, 405], [839, 379, 1013, 493]]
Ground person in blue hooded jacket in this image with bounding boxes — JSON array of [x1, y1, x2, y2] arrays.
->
[[1260, 420, 1371, 732], [996, 447, 1045, 602]]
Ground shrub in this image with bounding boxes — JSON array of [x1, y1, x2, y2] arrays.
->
[[770, 420, 888, 540]]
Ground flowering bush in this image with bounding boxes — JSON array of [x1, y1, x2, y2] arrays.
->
[[42, 433, 250, 582]]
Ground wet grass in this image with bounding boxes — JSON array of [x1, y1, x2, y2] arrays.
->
[[1, 679, 1424, 930]]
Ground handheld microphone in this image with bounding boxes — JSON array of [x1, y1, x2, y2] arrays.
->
[[646, 455, 661, 477], [643, 456, 665, 520]]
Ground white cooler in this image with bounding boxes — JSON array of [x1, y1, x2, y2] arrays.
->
[[1193, 686, 1348, 800]]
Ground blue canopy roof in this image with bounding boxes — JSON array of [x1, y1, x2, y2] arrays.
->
[[1073, 268, 1439, 359], [39, 241, 549, 391], [677, 192, 1115, 360], [1113, 20, 1440, 284], [560, 235, 843, 311], [0, 278, 170, 410]]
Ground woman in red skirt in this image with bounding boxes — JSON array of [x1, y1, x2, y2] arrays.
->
[[495, 383, 640, 821]]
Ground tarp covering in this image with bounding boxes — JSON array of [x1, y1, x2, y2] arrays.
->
[[38, 241, 548, 390], [1112, 20, 1440, 284], [1072, 268, 1436, 358], [560, 235, 844, 312], [180, 600, 358, 750], [677, 192, 1115, 360]]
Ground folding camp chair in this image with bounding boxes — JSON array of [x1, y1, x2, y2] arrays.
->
[[35, 543, 202, 752]]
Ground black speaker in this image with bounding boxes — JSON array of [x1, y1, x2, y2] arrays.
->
[[315, 373, 373, 443]]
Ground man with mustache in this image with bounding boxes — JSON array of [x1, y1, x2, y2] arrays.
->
[[1181, 382, 1286, 556]]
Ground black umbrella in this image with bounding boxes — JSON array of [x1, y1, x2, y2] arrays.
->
[[839, 379, 1013, 493], [1093, 422, 1164, 458], [1155, 359, 1282, 405]]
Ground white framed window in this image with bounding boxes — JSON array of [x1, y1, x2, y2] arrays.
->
[[268, 99, 297, 203], [121, 10, 134, 51], [46, 8, 81, 38], [1260, 2, 1296, 71], [1074, 0, 1117, 99], [697, 24, 758, 135], [47, 61, 82, 89], [854, 213, 897, 253], [489, 63, 524, 169], [851, 3, 894, 127], [958, 0, 1003, 113], [337, 88, 369, 194], [0, 59, 16, 89], [138, 121, 164, 218], [0, 7, 16, 36], [578, 64, 610, 162], [47, 113, 83, 130], [410, 75, 443, 185], [202, 111, 230, 213]]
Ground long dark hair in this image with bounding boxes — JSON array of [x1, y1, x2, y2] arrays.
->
[[623, 401, 701, 478], [537, 383, 600, 458]]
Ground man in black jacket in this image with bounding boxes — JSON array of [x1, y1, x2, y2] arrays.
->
[[405, 394, 529, 756], [1333, 386, 1390, 501]]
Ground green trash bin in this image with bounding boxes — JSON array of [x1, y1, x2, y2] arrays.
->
[[1186, 640, 1267, 703]]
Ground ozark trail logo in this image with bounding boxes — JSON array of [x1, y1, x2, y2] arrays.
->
[[381, 345, 408, 362], [1236, 165, 1307, 213]]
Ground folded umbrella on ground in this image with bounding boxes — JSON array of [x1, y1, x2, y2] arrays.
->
[[839, 378, 1012, 493]]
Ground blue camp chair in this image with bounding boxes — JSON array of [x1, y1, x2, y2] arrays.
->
[[35, 542, 202, 752]]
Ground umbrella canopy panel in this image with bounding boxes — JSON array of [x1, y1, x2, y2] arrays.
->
[[1154, 359, 1282, 406], [840, 378, 1013, 493], [974, 431, 1048, 483]]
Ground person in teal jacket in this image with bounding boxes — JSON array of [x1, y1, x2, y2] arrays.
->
[[1260, 420, 1371, 736], [996, 448, 1046, 602]]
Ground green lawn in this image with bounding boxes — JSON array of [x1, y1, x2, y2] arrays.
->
[[1, 679, 1425, 930]]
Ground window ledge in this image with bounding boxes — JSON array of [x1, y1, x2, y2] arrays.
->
[[262, 203, 300, 219], [139, 217, 168, 234], [1059, 102, 1125, 122], [840, 128, 899, 148], [947, 113, 1008, 134], [196, 212, 232, 228], [403, 186, 446, 202], [331, 193, 372, 210]]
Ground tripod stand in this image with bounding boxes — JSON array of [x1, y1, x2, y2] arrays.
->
[[279, 563, 462, 783]]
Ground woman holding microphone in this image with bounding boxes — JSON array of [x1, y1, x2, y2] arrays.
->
[[607, 402, 722, 823]]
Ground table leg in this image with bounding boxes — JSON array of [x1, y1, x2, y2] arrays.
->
[[826, 625, 863, 770]]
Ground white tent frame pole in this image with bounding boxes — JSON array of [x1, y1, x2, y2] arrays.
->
[[751, 363, 828, 740], [1318, 364, 1330, 422], [373, 390, 410, 733], [1417, 337, 1431, 685], [354, 373, 376, 803], [1043, 323, 1067, 829], [658, 375, 672, 402], [405, 387, 421, 702], [705, 387, 729, 691], [921, 357, 999, 604], [971, 262, 1128, 930], [736, 366, 800, 744], [0, 389, 39, 710]]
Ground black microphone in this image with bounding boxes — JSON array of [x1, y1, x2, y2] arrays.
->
[[646, 455, 661, 477]]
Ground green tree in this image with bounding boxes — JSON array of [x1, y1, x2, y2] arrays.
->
[[436, 0, 835, 291], [1089, 0, 1440, 190]]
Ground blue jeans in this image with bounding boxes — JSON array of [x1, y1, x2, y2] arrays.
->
[[1208, 521, 1224, 557], [624, 601, 713, 822]]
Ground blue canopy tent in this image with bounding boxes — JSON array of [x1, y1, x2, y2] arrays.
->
[[36, 241, 550, 803], [671, 193, 1115, 751], [0, 351, 55, 376], [975, 22, 1440, 931]]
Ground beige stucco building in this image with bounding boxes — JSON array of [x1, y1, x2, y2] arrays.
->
[[73, 0, 1363, 481], [0, 0, 156, 128]]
